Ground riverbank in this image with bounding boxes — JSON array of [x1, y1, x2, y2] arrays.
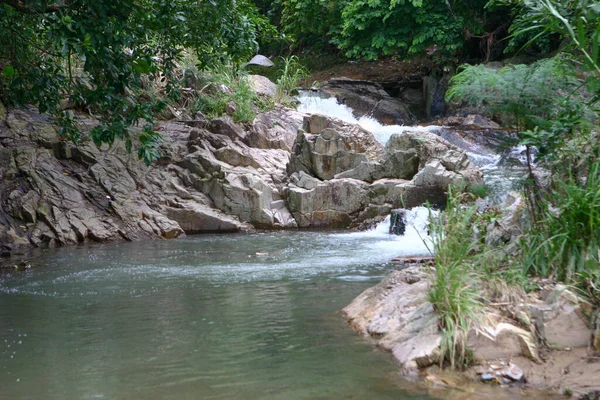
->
[[342, 265, 600, 399]]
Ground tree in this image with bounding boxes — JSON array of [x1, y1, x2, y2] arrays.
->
[[0, 0, 267, 164]]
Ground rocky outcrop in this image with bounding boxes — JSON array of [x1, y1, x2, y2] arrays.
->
[[0, 104, 305, 254], [0, 95, 483, 253], [285, 114, 483, 228], [342, 267, 442, 371], [343, 266, 597, 392], [321, 78, 415, 125]]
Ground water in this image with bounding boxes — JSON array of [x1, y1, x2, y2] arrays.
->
[[0, 94, 533, 400], [1, 219, 439, 400], [297, 92, 528, 203]]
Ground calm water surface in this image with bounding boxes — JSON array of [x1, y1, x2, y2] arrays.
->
[[1, 224, 437, 400]]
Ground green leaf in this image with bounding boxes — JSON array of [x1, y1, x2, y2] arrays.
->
[[1, 66, 16, 80]]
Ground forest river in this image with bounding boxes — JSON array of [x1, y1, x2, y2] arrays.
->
[[0, 95, 537, 399]]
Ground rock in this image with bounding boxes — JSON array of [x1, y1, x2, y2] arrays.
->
[[342, 267, 441, 371], [208, 117, 247, 141], [245, 54, 274, 68], [481, 373, 495, 382], [463, 114, 501, 130], [288, 116, 380, 180], [248, 75, 277, 97], [165, 201, 249, 233], [468, 321, 540, 362], [321, 78, 414, 125], [530, 285, 593, 349], [246, 107, 302, 151], [485, 193, 527, 247], [286, 178, 369, 228], [497, 363, 524, 382], [389, 209, 407, 235]]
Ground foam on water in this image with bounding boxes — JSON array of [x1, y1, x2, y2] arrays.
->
[[297, 92, 441, 145]]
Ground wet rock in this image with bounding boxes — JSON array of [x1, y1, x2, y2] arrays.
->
[[286, 178, 369, 228], [321, 78, 414, 125], [342, 267, 441, 370], [389, 209, 407, 235], [462, 114, 501, 130], [497, 363, 524, 382], [481, 373, 494, 382], [165, 201, 249, 233]]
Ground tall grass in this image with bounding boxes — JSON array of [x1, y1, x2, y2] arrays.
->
[[189, 65, 259, 123], [523, 162, 600, 288], [274, 56, 308, 104], [424, 188, 484, 370]]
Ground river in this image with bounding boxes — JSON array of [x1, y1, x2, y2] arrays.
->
[[1, 95, 531, 399]]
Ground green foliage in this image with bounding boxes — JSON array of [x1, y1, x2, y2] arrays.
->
[[189, 66, 261, 123], [263, 0, 509, 61], [447, 57, 581, 132], [335, 0, 486, 61], [522, 163, 600, 289], [497, 0, 600, 101], [274, 56, 308, 104], [0, 0, 269, 164], [425, 188, 483, 370]]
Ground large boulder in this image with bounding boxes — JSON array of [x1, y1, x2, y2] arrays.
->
[[529, 285, 593, 350], [342, 267, 441, 370], [248, 75, 277, 98], [285, 176, 369, 228], [321, 78, 414, 125], [287, 114, 383, 180]]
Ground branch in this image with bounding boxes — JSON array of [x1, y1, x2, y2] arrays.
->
[[0, 0, 71, 14]]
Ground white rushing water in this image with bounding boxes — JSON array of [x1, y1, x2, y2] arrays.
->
[[297, 91, 526, 204], [297, 93, 441, 145]]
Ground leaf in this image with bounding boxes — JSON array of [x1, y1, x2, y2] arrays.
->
[[133, 59, 151, 74], [1, 66, 16, 80]]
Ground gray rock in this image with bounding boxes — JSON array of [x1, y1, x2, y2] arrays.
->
[[321, 78, 414, 125], [248, 75, 277, 97], [530, 285, 593, 350], [342, 267, 441, 370], [246, 55, 274, 68], [389, 209, 407, 235]]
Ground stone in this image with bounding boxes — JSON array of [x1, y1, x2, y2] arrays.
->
[[245, 54, 274, 68], [463, 114, 501, 130], [286, 178, 369, 228], [208, 117, 247, 141], [165, 201, 248, 233], [389, 209, 407, 235], [321, 78, 414, 125], [248, 75, 277, 97], [342, 267, 441, 370], [468, 321, 540, 362], [498, 363, 524, 382], [530, 286, 593, 349]]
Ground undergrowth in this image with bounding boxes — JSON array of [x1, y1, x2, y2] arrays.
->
[[425, 188, 483, 370]]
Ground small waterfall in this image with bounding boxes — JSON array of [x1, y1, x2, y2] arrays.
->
[[297, 92, 441, 145], [296, 91, 527, 237]]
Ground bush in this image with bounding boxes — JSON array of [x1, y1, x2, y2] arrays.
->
[[189, 66, 262, 123]]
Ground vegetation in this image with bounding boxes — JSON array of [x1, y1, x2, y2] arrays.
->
[[0, 0, 270, 163], [425, 189, 483, 370], [435, 0, 600, 369]]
